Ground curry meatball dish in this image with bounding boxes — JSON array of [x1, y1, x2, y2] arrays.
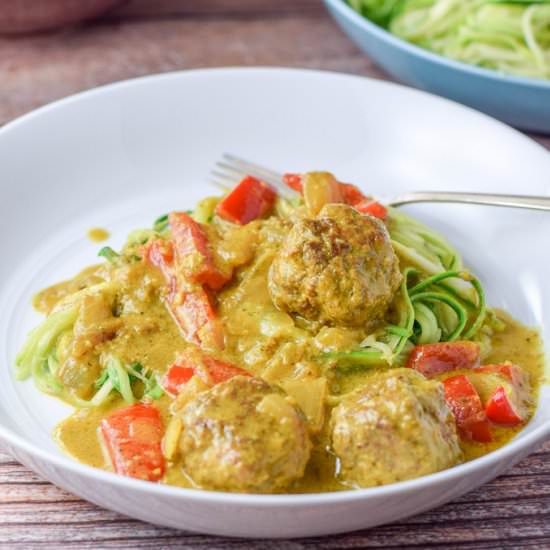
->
[[16, 171, 545, 493]]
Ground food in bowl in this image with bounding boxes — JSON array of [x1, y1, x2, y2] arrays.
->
[[348, 0, 550, 80], [15, 171, 545, 492]]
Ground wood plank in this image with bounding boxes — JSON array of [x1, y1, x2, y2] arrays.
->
[[0, 10, 386, 125], [0, 441, 549, 547], [1, 493, 549, 525], [0, 511, 549, 548], [109, 0, 320, 18]]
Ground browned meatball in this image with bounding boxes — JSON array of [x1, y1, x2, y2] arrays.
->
[[179, 376, 311, 492], [331, 368, 461, 487], [268, 203, 401, 327]]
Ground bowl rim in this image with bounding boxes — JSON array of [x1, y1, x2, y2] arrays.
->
[[0, 66, 549, 507], [324, 0, 550, 91]]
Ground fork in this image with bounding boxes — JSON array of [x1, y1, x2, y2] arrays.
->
[[211, 153, 550, 211]]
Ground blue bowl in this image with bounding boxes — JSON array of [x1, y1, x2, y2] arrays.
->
[[324, 0, 550, 133]]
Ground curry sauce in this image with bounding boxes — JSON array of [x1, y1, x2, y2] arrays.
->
[[54, 308, 544, 492], [18, 172, 546, 493]]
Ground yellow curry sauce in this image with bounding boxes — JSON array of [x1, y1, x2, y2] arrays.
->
[[23, 174, 546, 493], [87, 227, 110, 243], [55, 320, 544, 493], [53, 304, 543, 492]]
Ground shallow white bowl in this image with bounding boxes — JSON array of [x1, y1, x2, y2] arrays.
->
[[0, 68, 549, 538]]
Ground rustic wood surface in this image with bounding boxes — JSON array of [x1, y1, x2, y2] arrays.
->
[[0, 1, 549, 547]]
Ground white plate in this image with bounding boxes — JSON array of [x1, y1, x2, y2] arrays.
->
[[0, 68, 549, 538]]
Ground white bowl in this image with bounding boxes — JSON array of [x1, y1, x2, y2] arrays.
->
[[0, 68, 549, 538]]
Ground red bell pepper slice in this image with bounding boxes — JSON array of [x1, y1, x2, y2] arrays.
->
[[485, 386, 525, 426], [406, 341, 481, 378], [142, 240, 224, 350], [170, 287, 224, 350], [282, 173, 374, 210], [143, 238, 175, 282], [474, 363, 529, 389], [206, 359, 250, 384], [473, 363, 529, 426], [216, 176, 276, 225], [169, 211, 230, 290], [354, 199, 388, 220], [162, 365, 195, 395], [340, 183, 369, 206], [443, 374, 492, 443], [282, 173, 303, 193], [283, 174, 370, 206], [162, 351, 250, 395], [100, 403, 165, 481]]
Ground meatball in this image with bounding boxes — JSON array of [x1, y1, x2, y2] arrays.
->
[[331, 368, 461, 487], [179, 376, 311, 492], [268, 203, 401, 327]]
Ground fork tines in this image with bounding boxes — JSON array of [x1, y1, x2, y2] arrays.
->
[[210, 153, 299, 200]]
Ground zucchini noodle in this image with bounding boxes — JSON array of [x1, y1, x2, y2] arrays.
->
[[16, 305, 79, 392], [16, 302, 163, 407], [325, 209, 488, 369], [77, 358, 163, 408], [349, 0, 550, 80]]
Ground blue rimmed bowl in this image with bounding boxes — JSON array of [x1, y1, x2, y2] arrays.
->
[[324, 0, 550, 133]]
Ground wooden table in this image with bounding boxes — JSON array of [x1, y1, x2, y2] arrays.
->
[[1, 1, 549, 547]]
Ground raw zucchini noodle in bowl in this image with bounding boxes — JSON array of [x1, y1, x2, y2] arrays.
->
[[349, 0, 550, 79]]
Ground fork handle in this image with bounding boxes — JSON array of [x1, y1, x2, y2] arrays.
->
[[389, 191, 550, 211]]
